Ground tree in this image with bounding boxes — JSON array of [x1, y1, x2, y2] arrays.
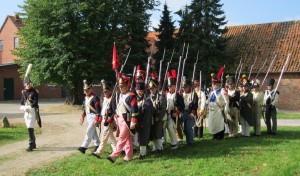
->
[[15, 0, 157, 104], [153, 3, 175, 66], [175, 0, 228, 82]]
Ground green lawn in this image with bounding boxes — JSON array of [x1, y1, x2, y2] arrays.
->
[[277, 113, 300, 119], [28, 127, 300, 176], [0, 124, 41, 146]]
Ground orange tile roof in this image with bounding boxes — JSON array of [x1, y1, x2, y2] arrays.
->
[[224, 20, 300, 73]]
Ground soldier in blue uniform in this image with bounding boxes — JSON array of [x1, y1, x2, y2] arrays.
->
[[149, 75, 167, 152], [135, 81, 153, 159], [181, 78, 198, 145], [263, 78, 279, 135]]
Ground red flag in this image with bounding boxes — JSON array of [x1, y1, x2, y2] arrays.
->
[[112, 42, 120, 71]]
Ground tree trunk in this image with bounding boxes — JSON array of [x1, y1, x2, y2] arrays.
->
[[65, 82, 83, 105]]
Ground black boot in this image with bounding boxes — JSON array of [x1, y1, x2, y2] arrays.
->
[[77, 147, 87, 154], [194, 127, 199, 138], [199, 127, 204, 138], [94, 146, 99, 152], [27, 128, 36, 151]]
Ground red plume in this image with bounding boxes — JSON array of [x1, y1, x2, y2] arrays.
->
[[117, 72, 122, 78], [151, 72, 156, 78], [171, 69, 177, 78], [167, 72, 171, 78], [217, 66, 225, 79], [137, 65, 141, 71]]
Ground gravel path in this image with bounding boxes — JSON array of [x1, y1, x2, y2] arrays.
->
[[0, 100, 300, 175], [0, 100, 88, 176]]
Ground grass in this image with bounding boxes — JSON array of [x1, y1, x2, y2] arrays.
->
[[0, 124, 41, 146], [27, 127, 300, 176], [277, 113, 300, 119]]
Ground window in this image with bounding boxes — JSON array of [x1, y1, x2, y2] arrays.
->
[[14, 37, 19, 49], [0, 40, 3, 51]]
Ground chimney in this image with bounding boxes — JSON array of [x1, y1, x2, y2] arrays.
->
[[15, 14, 20, 21]]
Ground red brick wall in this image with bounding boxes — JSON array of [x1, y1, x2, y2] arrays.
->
[[254, 72, 300, 111], [0, 64, 23, 100], [0, 17, 20, 64], [0, 64, 63, 101]]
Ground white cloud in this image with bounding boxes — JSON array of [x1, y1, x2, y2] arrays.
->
[[285, 16, 300, 21], [150, 0, 191, 30]]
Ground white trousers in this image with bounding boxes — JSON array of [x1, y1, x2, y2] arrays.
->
[[81, 113, 100, 148], [240, 116, 250, 136], [166, 115, 178, 145]]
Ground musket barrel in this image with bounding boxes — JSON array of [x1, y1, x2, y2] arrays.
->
[[260, 54, 277, 90]]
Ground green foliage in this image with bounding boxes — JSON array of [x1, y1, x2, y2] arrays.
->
[[175, 0, 228, 83], [153, 3, 176, 67], [28, 127, 300, 176], [0, 124, 41, 146], [277, 113, 300, 119], [15, 0, 158, 104]]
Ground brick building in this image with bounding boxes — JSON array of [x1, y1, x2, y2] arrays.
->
[[224, 20, 300, 111], [0, 15, 63, 101]]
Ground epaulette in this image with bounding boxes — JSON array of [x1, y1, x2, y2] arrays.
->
[[36, 89, 39, 94]]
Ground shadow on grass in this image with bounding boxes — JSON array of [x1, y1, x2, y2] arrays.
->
[[36, 146, 78, 152], [149, 128, 300, 160]]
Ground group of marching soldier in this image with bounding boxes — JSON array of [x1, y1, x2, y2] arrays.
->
[[77, 63, 280, 163]]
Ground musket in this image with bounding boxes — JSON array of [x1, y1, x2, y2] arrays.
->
[[190, 50, 199, 102], [199, 70, 202, 93], [235, 63, 243, 88], [119, 48, 131, 74], [221, 64, 225, 88], [24, 63, 32, 80], [130, 66, 137, 91], [158, 47, 166, 85], [179, 43, 189, 91], [181, 42, 186, 57], [144, 44, 154, 84], [161, 49, 175, 92], [254, 56, 268, 81], [248, 56, 257, 79], [235, 58, 242, 81], [260, 54, 277, 91], [274, 54, 291, 93], [175, 56, 183, 128]]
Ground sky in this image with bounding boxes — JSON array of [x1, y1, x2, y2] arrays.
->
[[1, 0, 300, 30]]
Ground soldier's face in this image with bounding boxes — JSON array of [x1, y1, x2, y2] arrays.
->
[[136, 90, 144, 97], [168, 85, 175, 92], [84, 89, 93, 96], [212, 83, 220, 90], [183, 86, 190, 93], [228, 84, 234, 90], [267, 85, 272, 90], [243, 86, 249, 92], [150, 87, 157, 94], [24, 83, 32, 90], [104, 90, 112, 97], [119, 85, 129, 94]]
